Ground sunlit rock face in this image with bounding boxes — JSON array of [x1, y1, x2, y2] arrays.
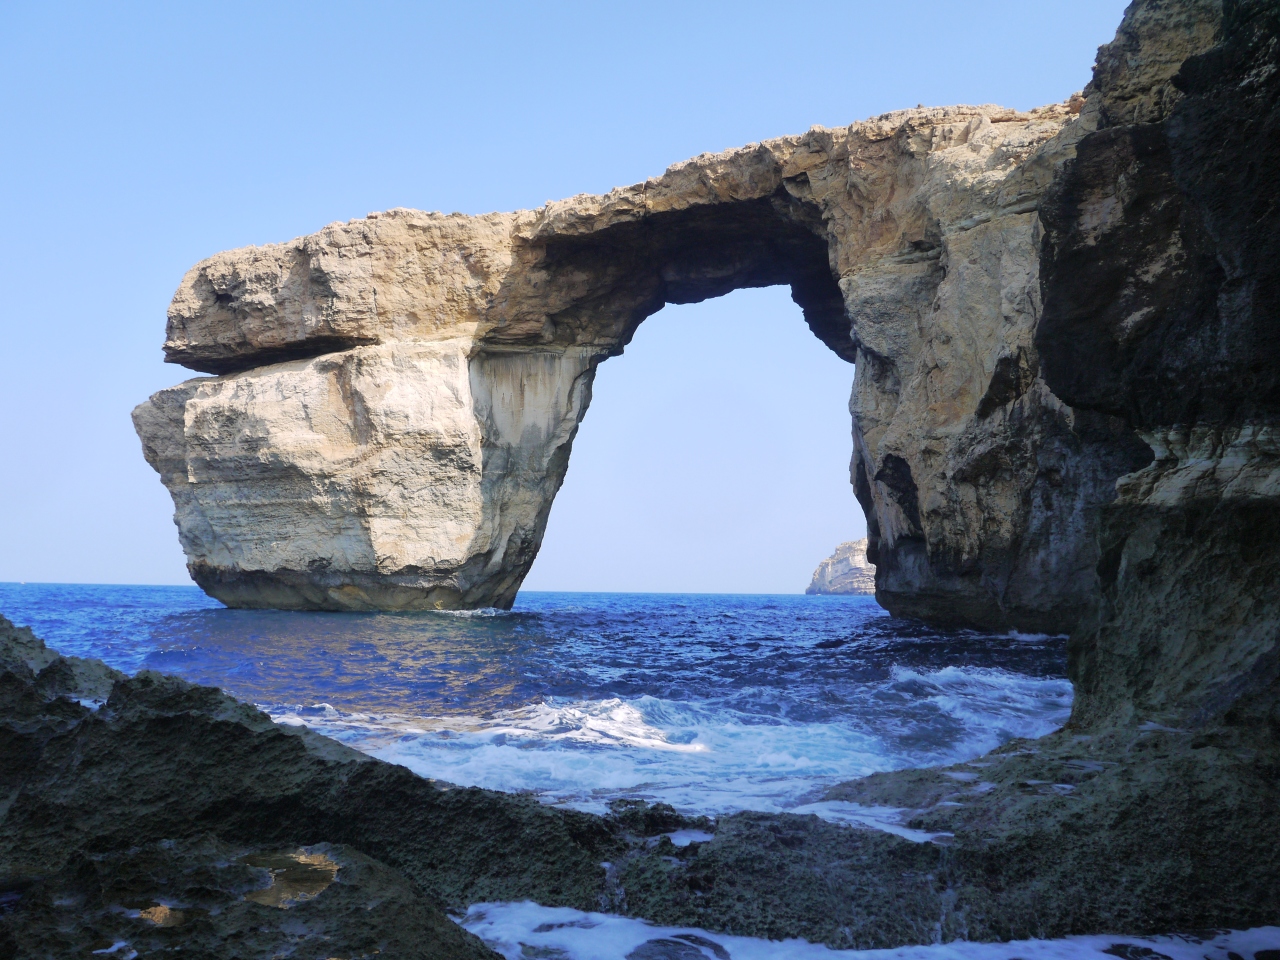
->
[[137, 96, 1140, 622], [806, 539, 875, 596]]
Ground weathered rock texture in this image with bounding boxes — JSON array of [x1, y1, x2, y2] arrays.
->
[[137, 83, 1146, 628], [806, 538, 876, 594], [1037, 0, 1280, 738], [0, 615, 590, 958]]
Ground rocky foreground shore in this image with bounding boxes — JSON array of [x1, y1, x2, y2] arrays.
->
[[3, 612, 1277, 957]]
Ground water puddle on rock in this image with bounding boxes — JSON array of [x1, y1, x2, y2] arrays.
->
[[239, 849, 339, 908]]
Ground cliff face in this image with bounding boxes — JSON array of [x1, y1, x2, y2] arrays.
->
[[806, 539, 876, 595], [136, 98, 1142, 628], [1037, 0, 1280, 739]]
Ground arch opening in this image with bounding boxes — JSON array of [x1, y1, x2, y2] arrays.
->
[[526, 190, 854, 364], [521, 286, 867, 595]]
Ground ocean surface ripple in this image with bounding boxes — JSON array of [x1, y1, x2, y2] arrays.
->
[[0, 583, 1071, 816]]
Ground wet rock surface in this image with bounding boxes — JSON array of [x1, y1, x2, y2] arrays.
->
[[5, 838, 494, 960], [613, 729, 1280, 947]]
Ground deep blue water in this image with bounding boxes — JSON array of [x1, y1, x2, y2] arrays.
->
[[0, 582, 1071, 816]]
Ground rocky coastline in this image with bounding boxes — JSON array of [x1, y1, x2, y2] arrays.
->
[[4, 0, 1278, 954], [4, 610, 1277, 955]]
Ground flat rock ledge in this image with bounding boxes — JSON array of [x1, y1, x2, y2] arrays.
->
[[3, 614, 1277, 956], [806, 538, 876, 595]]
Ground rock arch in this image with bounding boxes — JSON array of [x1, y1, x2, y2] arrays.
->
[[135, 101, 1146, 628]]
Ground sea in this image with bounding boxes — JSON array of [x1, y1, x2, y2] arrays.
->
[[1, 582, 1273, 960]]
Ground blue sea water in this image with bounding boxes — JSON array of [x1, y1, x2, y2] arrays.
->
[[4, 582, 1276, 959], [0, 582, 1071, 816]]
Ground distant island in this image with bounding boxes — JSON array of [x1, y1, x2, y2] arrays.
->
[[806, 539, 875, 595]]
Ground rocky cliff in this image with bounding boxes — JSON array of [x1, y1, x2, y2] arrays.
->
[[136, 88, 1144, 630], [1037, 0, 1279, 740], [133, 3, 1275, 660], [806, 538, 876, 594]]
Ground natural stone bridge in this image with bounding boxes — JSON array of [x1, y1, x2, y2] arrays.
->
[[135, 98, 1154, 631]]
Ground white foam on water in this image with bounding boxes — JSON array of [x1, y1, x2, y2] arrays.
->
[[267, 666, 1072, 824], [1007, 630, 1068, 643], [363, 695, 896, 814], [660, 829, 715, 846], [787, 802, 949, 843], [884, 665, 1073, 748], [459, 903, 1279, 960]]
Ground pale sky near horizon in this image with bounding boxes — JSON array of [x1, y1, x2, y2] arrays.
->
[[0, 0, 1129, 592]]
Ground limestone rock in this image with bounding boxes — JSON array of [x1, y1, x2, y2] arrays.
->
[[806, 539, 875, 595], [137, 97, 1137, 627], [1037, 0, 1280, 737], [135, 0, 1251, 631]]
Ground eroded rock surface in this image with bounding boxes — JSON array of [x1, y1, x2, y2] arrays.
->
[[806, 538, 876, 595], [0, 615, 599, 958], [136, 86, 1142, 628], [1037, 0, 1280, 737]]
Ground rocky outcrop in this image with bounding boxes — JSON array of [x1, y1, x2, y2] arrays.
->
[[806, 538, 876, 594], [1037, 0, 1280, 741], [136, 90, 1144, 629], [131, 1, 1274, 660], [0, 614, 599, 957]]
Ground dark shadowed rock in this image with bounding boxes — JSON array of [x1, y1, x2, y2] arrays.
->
[[1038, 0, 1280, 740]]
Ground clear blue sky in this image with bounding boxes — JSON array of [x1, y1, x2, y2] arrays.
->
[[0, 0, 1129, 591]]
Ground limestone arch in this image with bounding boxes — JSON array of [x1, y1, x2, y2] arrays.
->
[[137, 102, 1140, 629]]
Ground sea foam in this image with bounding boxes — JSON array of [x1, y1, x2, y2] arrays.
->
[[271, 663, 1070, 818], [459, 902, 1279, 960]]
